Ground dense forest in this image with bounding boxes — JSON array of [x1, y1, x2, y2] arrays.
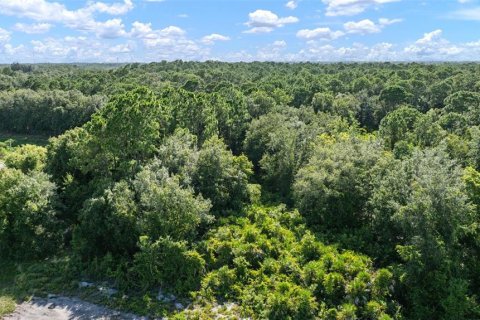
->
[[2, 61, 480, 319]]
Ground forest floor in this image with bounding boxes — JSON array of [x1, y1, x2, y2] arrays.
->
[[2, 296, 146, 320]]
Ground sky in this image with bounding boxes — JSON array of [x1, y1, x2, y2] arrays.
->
[[0, 0, 479, 63]]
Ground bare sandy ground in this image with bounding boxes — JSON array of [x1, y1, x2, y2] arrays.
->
[[2, 296, 148, 320]]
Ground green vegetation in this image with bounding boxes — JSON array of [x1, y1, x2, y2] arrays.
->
[[0, 133, 49, 147], [1, 61, 480, 319]]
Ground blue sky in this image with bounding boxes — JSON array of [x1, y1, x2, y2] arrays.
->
[[0, 0, 479, 62]]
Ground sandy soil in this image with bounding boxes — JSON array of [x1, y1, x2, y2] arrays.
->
[[2, 296, 148, 320]]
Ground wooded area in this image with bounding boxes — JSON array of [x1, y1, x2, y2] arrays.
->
[[2, 62, 480, 319]]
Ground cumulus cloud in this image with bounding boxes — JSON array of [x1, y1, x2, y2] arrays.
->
[[109, 43, 134, 53], [257, 40, 289, 60], [87, 0, 133, 15], [344, 18, 402, 35], [201, 33, 230, 45], [322, 0, 400, 17], [0, 0, 133, 38], [296, 27, 344, 40], [13, 22, 52, 34], [404, 29, 463, 58], [244, 9, 298, 33]]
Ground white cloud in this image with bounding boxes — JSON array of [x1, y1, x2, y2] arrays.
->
[[201, 33, 230, 45], [296, 27, 344, 40], [86, 0, 133, 15], [344, 19, 381, 34], [379, 18, 403, 26], [13, 22, 52, 34], [257, 40, 288, 60], [2, 43, 24, 55], [0, 0, 133, 38], [94, 19, 127, 39], [244, 9, 298, 33], [344, 18, 402, 35], [109, 43, 134, 53], [273, 40, 287, 47], [0, 28, 11, 43], [322, 0, 400, 17], [140, 26, 186, 47], [404, 29, 464, 58], [285, 1, 298, 9]]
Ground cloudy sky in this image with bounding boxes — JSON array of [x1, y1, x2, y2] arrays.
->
[[0, 0, 479, 63]]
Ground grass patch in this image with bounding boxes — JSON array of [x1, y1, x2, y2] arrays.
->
[[0, 133, 50, 147], [0, 296, 16, 316], [0, 262, 17, 316]]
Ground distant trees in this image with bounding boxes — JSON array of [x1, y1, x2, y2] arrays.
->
[[0, 89, 105, 134]]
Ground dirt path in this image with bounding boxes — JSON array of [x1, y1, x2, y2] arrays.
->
[[2, 296, 148, 320]]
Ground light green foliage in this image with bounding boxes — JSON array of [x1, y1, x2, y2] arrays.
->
[[159, 87, 219, 144], [0, 296, 16, 316], [192, 205, 397, 319], [131, 236, 205, 294], [133, 164, 213, 241], [0, 168, 61, 259], [46, 127, 90, 184], [3, 144, 47, 172], [156, 128, 199, 184], [463, 166, 480, 207]]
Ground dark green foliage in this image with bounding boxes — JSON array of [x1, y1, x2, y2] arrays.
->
[[293, 134, 383, 230], [369, 148, 476, 319], [379, 106, 422, 149], [131, 236, 205, 294], [0, 89, 104, 134], [192, 135, 252, 213], [86, 87, 163, 176], [3, 62, 480, 319]]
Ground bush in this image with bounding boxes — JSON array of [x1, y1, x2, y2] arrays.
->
[[0, 168, 61, 259], [131, 236, 206, 294]]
